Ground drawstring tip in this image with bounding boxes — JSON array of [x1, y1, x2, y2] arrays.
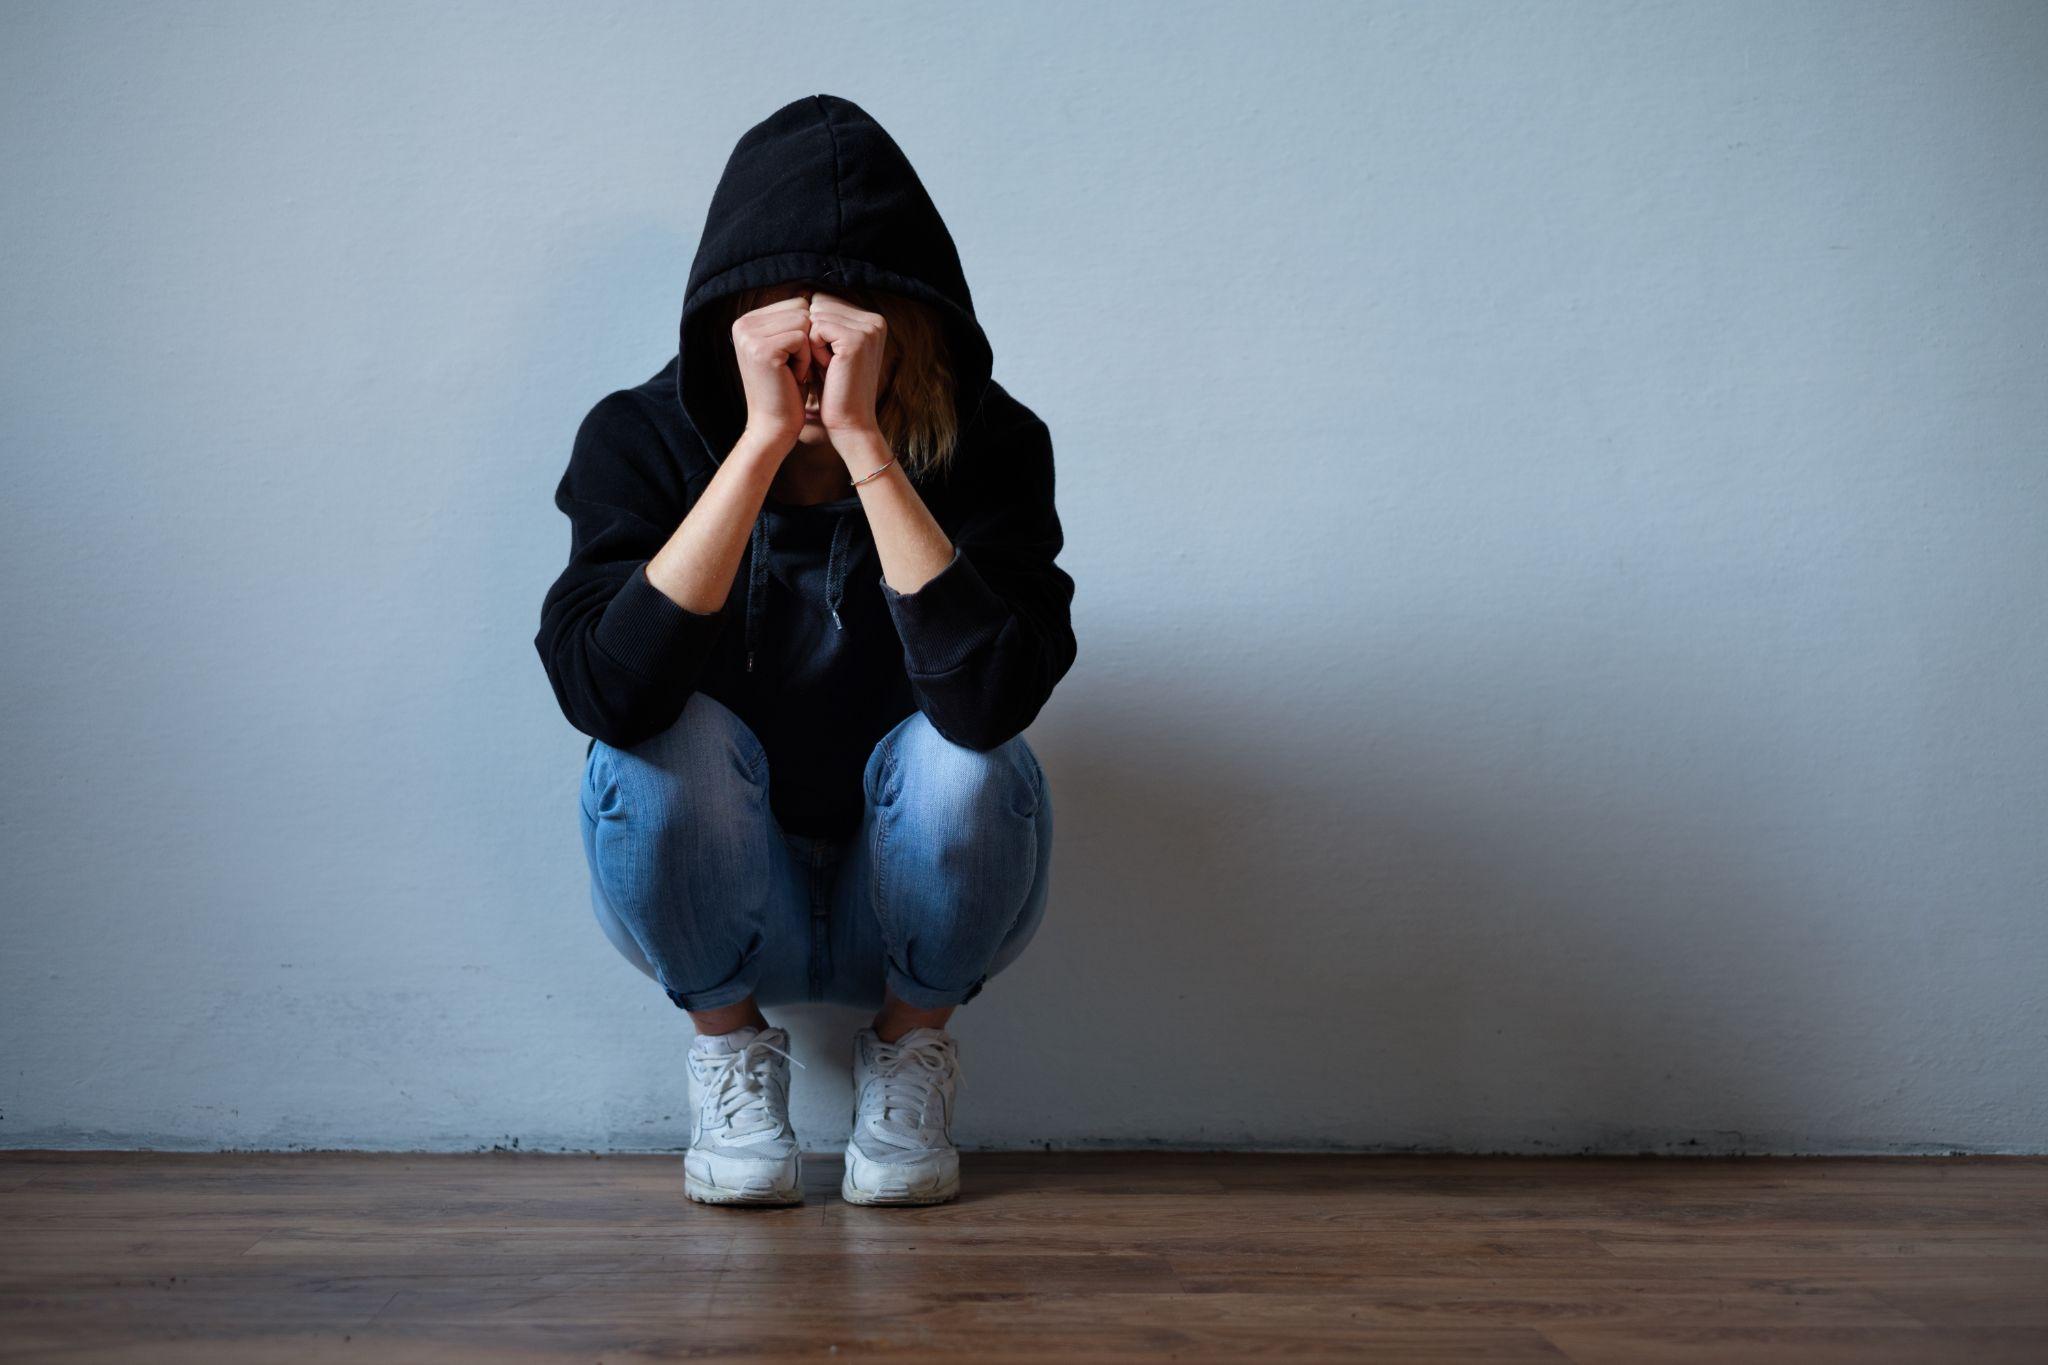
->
[[745, 650, 754, 672], [831, 609, 843, 631]]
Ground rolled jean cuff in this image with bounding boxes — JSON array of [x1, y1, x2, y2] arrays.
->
[[663, 974, 761, 1013], [883, 963, 989, 1010]]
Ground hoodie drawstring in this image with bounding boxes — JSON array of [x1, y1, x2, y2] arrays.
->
[[745, 509, 856, 673], [745, 511, 770, 672]]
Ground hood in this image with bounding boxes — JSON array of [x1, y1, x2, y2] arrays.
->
[[677, 94, 995, 677], [675, 93, 997, 470]]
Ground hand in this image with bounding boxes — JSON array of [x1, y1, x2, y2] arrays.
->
[[730, 294, 815, 448], [804, 290, 890, 441]]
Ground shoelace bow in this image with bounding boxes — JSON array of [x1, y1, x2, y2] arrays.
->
[[699, 1033, 806, 1141], [863, 1036, 964, 1149]]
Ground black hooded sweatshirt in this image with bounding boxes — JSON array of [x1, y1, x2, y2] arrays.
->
[[534, 93, 1079, 841]]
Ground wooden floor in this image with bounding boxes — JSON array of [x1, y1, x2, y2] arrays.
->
[[2, 1153, 2045, 1362]]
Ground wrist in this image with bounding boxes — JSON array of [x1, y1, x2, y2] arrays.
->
[[833, 427, 891, 467], [733, 427, 795, 465]]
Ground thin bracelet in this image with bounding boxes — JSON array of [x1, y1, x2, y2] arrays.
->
[[850, 455, 897, 487]]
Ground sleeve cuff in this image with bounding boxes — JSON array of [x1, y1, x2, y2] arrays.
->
[[593, 561, 727, 680], [880, 545, 1011, 675]]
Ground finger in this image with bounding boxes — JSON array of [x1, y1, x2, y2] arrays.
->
[[753, 323, 812, 358], [805, 300, 867, 332], [806, 317, 835, 372], [807, 307, 883, 352], [749, 324, 813, 383], [779, 326, 814, 385], [734, 295, 811, 339], [748, 294, 811, 321]]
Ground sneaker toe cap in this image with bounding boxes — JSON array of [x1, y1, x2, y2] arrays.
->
[[687, 1148, 799, 1193], [845, 1141, 956, 1195]]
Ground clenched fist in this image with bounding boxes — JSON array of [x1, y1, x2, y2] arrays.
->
[[730, 287, 891, 449]]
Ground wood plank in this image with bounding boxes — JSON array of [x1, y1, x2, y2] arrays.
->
[[0, 1152, 2042, 1361]]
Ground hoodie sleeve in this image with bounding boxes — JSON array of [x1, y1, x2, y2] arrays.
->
[[534, 391, 731, 748], [878, 412, 1079, 751]]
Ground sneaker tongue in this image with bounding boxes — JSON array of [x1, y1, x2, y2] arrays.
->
[[694, 1025, 763, 1055], [880, 1027, 949, 1048]]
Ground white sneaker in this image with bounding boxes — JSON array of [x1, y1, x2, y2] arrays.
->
[[682, 1024, 804, 1205], [841, 1026, 963, 1206]]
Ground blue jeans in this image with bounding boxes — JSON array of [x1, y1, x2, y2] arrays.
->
[[579, 692, 1054, 1013]]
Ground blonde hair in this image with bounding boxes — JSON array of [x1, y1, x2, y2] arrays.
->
[[718, 279, 960, 480]]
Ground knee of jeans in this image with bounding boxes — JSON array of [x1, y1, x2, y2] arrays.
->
[[870, 709, 1043, 820], [594, 692, 768, 824]]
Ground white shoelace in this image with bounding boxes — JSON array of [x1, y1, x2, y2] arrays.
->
[[697, 1033, 806, 1141], [862, 1035, 963, 1149]]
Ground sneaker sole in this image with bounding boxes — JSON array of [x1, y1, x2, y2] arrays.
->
[[839, 1168, 960, 1206], [684, 1164, 803, 1207]]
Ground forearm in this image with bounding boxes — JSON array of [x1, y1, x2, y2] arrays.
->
[[838, 429, 956, 594], [644, 430, 787, 613]]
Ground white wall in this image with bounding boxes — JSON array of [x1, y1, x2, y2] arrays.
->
[[3, 0, 2044, 1154]]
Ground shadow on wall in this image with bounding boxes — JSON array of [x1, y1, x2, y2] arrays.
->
[[950, 654, 1890, 1155]]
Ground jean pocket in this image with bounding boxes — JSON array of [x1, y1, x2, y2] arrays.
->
[[582, 741, 621, 822], [1012, 743, 1048, 820]]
